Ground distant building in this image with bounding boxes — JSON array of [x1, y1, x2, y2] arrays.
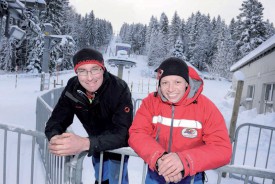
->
[[115, 43, 131, 56], [230, 34, 275, 114]]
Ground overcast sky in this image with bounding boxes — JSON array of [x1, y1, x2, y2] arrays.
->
[[69, 0, 275, 33]]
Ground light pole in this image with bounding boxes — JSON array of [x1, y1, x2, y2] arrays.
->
[[41, 23, 53, 73], [107, 58, 136, 79], [40, 23, 64, 91]]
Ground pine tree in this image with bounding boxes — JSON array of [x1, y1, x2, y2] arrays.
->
[[156, 13, 169, 60], [145, 16, 158, 54], [212, 27, 238, 79], [264, 20, 275, 38], [169, 11, 181, 49], [172, 38, 184, 59], [147, 18, 159, 66], [235, 0, 268, 57]]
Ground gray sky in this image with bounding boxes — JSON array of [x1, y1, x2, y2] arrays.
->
[[69, 0, 275, 33]]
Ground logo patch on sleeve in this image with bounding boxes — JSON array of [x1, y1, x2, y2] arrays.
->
[[124, 106, 130, 113], [182, 128, 198, 138]]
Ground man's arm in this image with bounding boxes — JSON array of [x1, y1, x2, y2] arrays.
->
[[49, 132, 90, 156]]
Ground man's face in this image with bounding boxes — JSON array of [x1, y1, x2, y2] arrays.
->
[[76, 64, 104, 93], [160, 75, 188, 103]]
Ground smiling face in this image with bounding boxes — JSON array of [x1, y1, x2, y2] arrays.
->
[[76, 63, 104, 93], [160, 75, 188, 103]]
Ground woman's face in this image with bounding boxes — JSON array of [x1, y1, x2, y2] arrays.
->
[[76, 63, 104, 93], [160, 75, 188, 103]]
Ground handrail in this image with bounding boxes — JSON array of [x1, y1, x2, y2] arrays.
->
[[216, 165, 275, 184], [70, 147, 275, 184]]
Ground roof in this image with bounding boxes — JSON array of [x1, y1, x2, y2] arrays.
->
[[230, 34, 275, 72], [20, 0, 46, 9], [115, 43, 131, 48]]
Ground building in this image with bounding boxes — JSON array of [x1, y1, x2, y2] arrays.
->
[[230, 34, 275, 114], [115, 43, 131, 56]]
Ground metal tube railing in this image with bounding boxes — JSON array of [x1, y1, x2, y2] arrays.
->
[[0, 123, 46, 184]]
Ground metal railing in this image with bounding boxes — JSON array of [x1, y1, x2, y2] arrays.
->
[[0, 123, 46, 184], [230, 123, 275, 184], [1, 122, 275, 184], [36, 87, 275, 184], [216, 165, 275, 184]]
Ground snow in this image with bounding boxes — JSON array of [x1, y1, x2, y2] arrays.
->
[[233, 71, 245, 81], [1, 51, 275, 183]]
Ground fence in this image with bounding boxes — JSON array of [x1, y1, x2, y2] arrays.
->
[[0, 123, 45, 184], [35, 87, 275, 184], [230, 123, 275, 184]]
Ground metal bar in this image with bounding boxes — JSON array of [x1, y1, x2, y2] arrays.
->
[[118, 154, 125, 184], [264, 130, 273, 184], [244, 175, 249, 184], [216, 165, 275, 179], [3, 130, 7, 184], [217, 172, 222, 184], [252, 127, 262, 182], [31, 137, 35, 184], [254, 128, 261, 167], [243, 126, 250, 165], [190, 175, 195, 184], [16, 133, 21, 184], [141, 162, 147, 184], [99, 152, 104, 183]]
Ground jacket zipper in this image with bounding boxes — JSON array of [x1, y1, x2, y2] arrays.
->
[[167, 105, 175, 153]]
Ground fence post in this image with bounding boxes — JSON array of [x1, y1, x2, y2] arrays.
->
[[229, 79, 244, 143]]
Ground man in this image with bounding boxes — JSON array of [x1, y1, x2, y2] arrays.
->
[[128, 57, 232, 184], [45, 48, 133, 184]]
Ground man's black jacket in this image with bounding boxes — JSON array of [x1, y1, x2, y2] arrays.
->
[[45, 71, 133, 157]]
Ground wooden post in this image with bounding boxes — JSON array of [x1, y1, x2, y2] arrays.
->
[[40, 72, 45, 91], [229, 80, 244, 143]]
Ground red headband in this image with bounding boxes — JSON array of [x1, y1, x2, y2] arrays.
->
[[74, 60, 105, 72]]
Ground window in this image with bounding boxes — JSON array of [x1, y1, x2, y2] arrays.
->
[[246, 85, 255, 101], [264, 83, 275, 113], [264, 83, 275, 102]]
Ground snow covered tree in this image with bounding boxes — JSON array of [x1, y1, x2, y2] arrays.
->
[[169, 11, 181, 49], [172, 37, 185, 59], [211, 26, 238, 79], [235, 0, 268, 57], [186, 12, 212, 71], [145, 16, 158, 54], [264, 20, 275, 38], [156, 13, 169, 61], [147, 18, 159, 66]]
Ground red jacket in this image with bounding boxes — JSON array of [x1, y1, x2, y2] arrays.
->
[[128, 67, 232, 177]]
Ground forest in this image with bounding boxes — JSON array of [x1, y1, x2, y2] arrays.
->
[[0, 0, 274, 79]]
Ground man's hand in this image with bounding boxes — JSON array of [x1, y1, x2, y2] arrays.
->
[[49, 133, 90, 156], [157, 152, 184, 183]]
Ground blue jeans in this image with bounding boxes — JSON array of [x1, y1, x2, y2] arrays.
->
[[145, 168, 204, 184], [92, 155, 129, 184]]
